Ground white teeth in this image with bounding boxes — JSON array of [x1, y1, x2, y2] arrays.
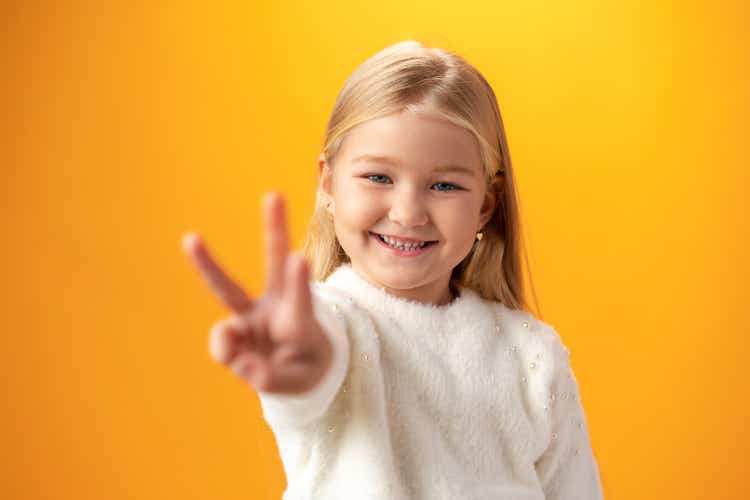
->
[[380, 234, 426, 251]]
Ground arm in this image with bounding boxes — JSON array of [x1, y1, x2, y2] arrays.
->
[[534, 335, 605, 499], [185, 193, 350, 429], [256, 291, 350, 429]]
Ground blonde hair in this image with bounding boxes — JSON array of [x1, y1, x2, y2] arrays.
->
[[302, 40, 541, 317]]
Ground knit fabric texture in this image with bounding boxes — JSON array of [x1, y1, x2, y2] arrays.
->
[[257, 263, 604, 499]]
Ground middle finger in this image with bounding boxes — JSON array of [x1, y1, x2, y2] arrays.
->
[[263, 192, 290, 294]]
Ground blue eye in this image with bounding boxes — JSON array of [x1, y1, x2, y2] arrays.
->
[[364, 175, 461, 191], [433, 182, 459, 191], [366, 174, 391, 184]]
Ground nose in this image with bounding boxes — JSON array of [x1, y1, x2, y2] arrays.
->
[[388, 186, 428, 228]]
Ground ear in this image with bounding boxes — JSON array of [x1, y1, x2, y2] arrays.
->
[[317, 153, 335, 213], [478, 173, 503, 229]]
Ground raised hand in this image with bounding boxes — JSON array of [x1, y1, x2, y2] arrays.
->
[[181, 193, 333, 395]]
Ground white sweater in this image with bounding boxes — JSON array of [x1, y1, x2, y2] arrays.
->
[[257, 263, 604, 500]]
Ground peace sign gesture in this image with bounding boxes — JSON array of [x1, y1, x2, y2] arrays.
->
[[181, 193, 333, 394]]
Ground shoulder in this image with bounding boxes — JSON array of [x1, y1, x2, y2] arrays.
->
[[308, 279, 376, 331], [492, 301, 571, 369], [310, 279, 350, 309], [309, 279, 363, 314], [306, 281, 354, 335]]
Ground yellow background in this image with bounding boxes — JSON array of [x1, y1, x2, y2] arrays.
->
[[3, 1, 747, 499]]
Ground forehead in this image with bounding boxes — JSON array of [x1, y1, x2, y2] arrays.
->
[[338, 111, 482, 175]]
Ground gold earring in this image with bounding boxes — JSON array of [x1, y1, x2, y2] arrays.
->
[[476, 231, 484, 241]]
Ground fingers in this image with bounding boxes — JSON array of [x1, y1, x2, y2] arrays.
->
[[284, 252, 314, 316], [230, 351, 266, 384], [208, 317, 241, 365], [231, 346, 322, 394], [182, 232, 253, 314], [209, 312, 267, 365], [263, 192, 290, 295], [265, 253, 313, 345]]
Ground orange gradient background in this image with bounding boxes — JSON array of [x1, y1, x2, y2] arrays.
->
[[3, 1, 747, 499]]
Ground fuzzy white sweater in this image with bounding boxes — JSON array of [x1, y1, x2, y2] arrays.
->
[[257, 263, 604, 499]]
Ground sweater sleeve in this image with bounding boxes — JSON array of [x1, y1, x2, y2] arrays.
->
[[534, 332, 605, 500], [256, 288, 350, 429]]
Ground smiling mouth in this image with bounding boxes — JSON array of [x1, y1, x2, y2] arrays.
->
[[369, 232, 439, 250]]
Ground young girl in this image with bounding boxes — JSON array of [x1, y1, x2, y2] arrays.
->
[[182, 40, 604, 500]]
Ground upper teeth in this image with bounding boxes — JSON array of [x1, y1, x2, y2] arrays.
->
[[381, 234, 426, 250]]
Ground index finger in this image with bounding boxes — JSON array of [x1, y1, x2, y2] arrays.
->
[[182, 232, 253, 313]]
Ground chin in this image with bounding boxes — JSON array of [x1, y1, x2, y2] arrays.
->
[[372, 268, 427, 289]]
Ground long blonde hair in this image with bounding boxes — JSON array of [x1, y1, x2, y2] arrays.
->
[[302, 40, 541, 317]]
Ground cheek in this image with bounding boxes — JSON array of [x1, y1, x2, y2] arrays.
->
[[437, 211, 480, 263], [334, 189, 382, 230], [436, 203, 478, 239]]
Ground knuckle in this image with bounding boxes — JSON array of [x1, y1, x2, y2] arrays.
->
[[208, 319, 225, 336], [208, 323, 226, 347], [208, 317, 241, 363], [271, 314, 302, 342], [229, 358, 246, 378], [208, 334, 226, 363]]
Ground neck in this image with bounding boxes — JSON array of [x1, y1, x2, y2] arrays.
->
[[351, 264, 457, 306]]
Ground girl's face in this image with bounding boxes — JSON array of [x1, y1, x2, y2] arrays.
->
[[319, 110, 496, 306]]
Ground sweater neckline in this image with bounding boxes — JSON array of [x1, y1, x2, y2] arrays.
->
[[322, 263, 480, 322]]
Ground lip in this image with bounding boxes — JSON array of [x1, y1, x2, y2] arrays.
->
[[370, 232, 438, 258]]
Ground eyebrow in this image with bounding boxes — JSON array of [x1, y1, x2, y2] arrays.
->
[[351, 154, 476, 176]]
